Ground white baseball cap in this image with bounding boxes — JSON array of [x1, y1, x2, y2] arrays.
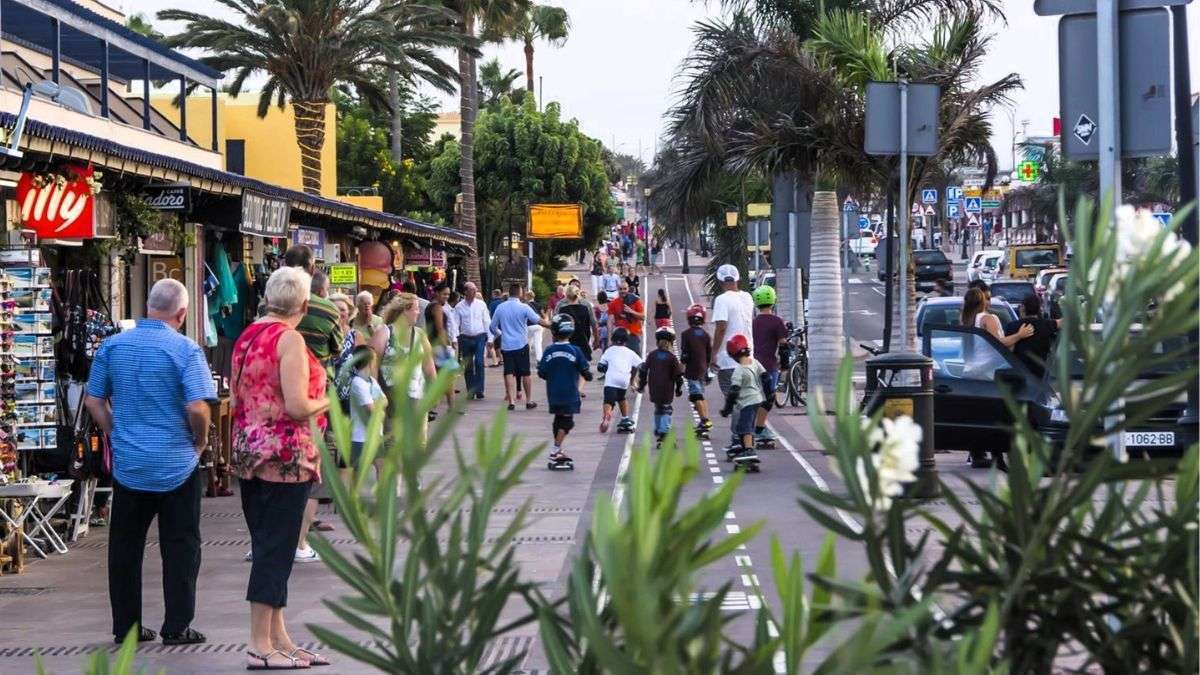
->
[[716, 264, 740, 283]]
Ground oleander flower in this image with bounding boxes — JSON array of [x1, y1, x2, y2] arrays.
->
[[841, 415, 922, 513]]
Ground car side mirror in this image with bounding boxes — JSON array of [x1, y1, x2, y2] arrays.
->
[[994, 367, 1025, 392]]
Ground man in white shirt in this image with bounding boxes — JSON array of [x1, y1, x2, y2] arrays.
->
[[452, 282, 491, 399], [709, 264, 755, 399], [601, 265, 621, 299]]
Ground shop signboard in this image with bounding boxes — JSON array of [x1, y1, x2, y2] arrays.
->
[[16, 166, 96, 238], [406, 247, 446, 268], [140, 183, 191, 212], [329, 263, 358, 286], [240, 190, 290, 238], [139, 232, 176, 255], [291, 226, 326, 259], [528, 203, 584, 239]]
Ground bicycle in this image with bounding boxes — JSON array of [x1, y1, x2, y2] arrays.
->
[[774, 324, 808, 408]]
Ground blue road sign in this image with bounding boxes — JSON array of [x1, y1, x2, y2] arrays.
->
[[857, 215, 871, 229], [843, 201, 858, 212], [947, 186, 963, 202], [964, 197, 982, 213], [921, 188, 937, 204], [1152, 212, 1171, 227], [947, 202, 961, 218]]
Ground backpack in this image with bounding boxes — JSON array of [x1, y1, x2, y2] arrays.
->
[[332, 358, 357, 414], [380, 324, 423, 396]]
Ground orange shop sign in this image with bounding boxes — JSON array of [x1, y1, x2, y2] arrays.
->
[[16, 166, 97, 238]]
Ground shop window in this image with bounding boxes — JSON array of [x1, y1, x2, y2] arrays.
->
[[226, 140, 246, 175]]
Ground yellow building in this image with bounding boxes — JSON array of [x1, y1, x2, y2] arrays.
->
[[152, 92, 382, 211]]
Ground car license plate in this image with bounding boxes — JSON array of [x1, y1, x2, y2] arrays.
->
[[1122, 431, 1174, 447]]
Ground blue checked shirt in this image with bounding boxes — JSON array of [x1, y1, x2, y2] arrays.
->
[[86, 319, 217, 492]]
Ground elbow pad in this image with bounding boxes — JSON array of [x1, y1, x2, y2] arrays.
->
[[582, 369, 594, 382]]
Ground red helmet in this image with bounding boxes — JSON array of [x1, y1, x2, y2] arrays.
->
[[725, 334, 751, 357], [686, 303, 706, 321]]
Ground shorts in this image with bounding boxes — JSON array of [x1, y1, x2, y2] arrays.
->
[[686, 379, 706, 399], [733, 405, 758, 437], [548, 401, 581, 416], [603, 386, 628, 405], [502, 346, 531, 377], [763, 370, 780, 396]]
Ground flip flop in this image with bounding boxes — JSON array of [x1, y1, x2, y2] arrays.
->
[[289, 648, 330, 667], [247, 650, 309, 670]]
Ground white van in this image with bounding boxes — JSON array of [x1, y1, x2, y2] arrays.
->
[[967, 250, 1004, 283]]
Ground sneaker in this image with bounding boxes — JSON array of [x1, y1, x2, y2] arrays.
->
[[472, 393, 485, 400], [243, 550, 253, 562], [294, 547, 320, 563]]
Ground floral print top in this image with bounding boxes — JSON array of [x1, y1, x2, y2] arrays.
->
[[231, 320, 326, 483]]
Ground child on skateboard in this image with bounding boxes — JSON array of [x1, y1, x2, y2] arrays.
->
[[537, 314, 594, 469], [750, 285, 787, 448], [637, 326, 684, 447], [719, 334, 766, 470], [679, 303, 714, 438], [596, 327, 643, 433]]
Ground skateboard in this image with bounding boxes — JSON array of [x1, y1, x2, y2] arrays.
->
[[732, 453, 761, 472], [547, 456, 575, 471], [755, 437, 776, 449]]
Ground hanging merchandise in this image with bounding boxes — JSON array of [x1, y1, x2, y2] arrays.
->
[[53, 270, 116, 383], [0, 264, 60, 476]]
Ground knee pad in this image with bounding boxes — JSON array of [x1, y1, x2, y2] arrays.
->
[[689, 392, 705, 403], [553, 414, 575, 434], [760, 398, 774, 412]]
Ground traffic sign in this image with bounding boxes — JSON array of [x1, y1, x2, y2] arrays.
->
[[747, 202, 771, 217], [857, 215, 871, 229], [923, 204, 935, 216], [947, 186, 963, 202], [920, 188, 937, 204], [964, 197, 982, 213], [964, 186, 982, 198], [946, 202, 961, 218], [1152, 212, 1172, 226], [982, 200, 1002, 209], [1016, 160, 1041, 182]]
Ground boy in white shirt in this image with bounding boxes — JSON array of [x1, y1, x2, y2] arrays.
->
[[348, 345, 387, 476], [596, 327, 643, 433]]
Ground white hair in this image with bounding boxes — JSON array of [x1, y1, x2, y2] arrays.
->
[[355, 290, 373, 306], [147, 278, 187, 314], [265, 266, 311, 316]]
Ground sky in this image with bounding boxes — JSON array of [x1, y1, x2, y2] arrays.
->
[[132, 0, 1200, 172]]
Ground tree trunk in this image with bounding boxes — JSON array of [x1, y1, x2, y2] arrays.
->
[[292, 99, 327, 195], [524, 41, 535, 96], [807, 191, 845, 399], [388, 70, 403, 163], [458, 15, 481, 283]]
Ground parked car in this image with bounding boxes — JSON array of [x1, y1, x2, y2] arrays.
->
[[967, 250, 1005, 284], [1034, 267, 1069, 305], [849, 228, 878, 257], [916, 295, 1017, 338], [1007, 243, 1064, 280], [988, 280, 1036, 307], [922, 325, 1197, 462], [1046, 272, 1070, 319], [913, 249, 953, 291]]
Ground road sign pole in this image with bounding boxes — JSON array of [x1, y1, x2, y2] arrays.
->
[[755, 219, 762, 282], [898, 80, 911, 351], [790, 212, 800, 329], [527, 240, 534, 291]]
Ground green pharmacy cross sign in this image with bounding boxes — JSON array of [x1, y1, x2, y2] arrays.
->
[[1017, 160, 1041, 182]]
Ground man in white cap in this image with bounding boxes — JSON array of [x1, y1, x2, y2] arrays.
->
[[709, 263, 755, 404]]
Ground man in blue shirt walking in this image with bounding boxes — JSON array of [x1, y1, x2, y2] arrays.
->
[[489, 282, 549, 411], [84, 279, 216, 646]]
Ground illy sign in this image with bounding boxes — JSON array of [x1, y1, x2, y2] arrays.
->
[[141, 183, 191, 212], [16, 165, 96, 238]]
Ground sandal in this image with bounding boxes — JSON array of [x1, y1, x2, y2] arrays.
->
[[247, 650, 309, 670], [115, 626, 156, 644], [162, 626, 206, 645], [289, 648, 330, 667], [311, 520, 335, 532]]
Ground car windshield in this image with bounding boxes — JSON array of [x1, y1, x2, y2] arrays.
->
[[1015, 249, 1059, 268], [915, 251, 948, 265], [990, 283, 1035, 304]]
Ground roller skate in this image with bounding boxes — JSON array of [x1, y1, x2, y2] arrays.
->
[[731, 446, 761, 472], [694, 418, 713, 439], [654, 433, 666, 449], [724, 441, 743, 462], [547, 451, 575, 471], [754, 428, 777, 449], [616, 417, 635, 434]]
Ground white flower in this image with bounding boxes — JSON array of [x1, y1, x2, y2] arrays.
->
[[849, 415, 923, 513]]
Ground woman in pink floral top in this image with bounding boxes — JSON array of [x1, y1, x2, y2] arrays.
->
[[231, 267, 331, 670]]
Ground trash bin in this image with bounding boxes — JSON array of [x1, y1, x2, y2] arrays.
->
[[862, 351, 939, 498]]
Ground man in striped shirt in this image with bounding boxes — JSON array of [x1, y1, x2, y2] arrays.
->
[[85, 279, 216, 646]]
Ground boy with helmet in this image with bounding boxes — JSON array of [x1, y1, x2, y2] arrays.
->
[[596, 327, 642, 433], [637, 326, 684, 447], [750, 284, 788, 449], [537, 314, 594, 470], [679, 303, 714, 437], [719, 334, 765, 470]]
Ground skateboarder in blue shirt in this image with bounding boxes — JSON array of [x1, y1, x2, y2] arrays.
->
[[537, 314, 594, 468]]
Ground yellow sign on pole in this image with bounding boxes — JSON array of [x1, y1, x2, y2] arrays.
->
[[528, 203, 584, 239], [964, 186, 982, 198], [746, 203, 771, 217], [329, 263, 358, 285]]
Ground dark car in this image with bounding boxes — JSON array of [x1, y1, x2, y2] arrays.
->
[[913, 249, 952, 291], [988, 280, 1036, 307], [922, 325, 1197, 463]]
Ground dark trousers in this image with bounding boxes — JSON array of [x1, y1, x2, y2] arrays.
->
[[458, 334, 487, 395], [240, 477, 311, 608], [109, 468, 202, 638]]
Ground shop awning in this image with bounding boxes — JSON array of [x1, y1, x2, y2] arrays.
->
[[0, 111, 475, 250]]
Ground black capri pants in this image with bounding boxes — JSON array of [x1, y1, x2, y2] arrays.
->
[[240, 477, 312, 608]]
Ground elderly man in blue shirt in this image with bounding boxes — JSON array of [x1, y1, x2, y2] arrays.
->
[[84, 278, 216, 646], [489, 282, 549, 412]]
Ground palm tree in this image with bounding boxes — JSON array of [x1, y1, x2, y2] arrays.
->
[[126, 13, 163, 40], [478, 58, 522, 108], [807, 190, 844, 396], [446, 0, 531, 283], [488, 4, 570, 93], [160, 0, 465, 195]]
